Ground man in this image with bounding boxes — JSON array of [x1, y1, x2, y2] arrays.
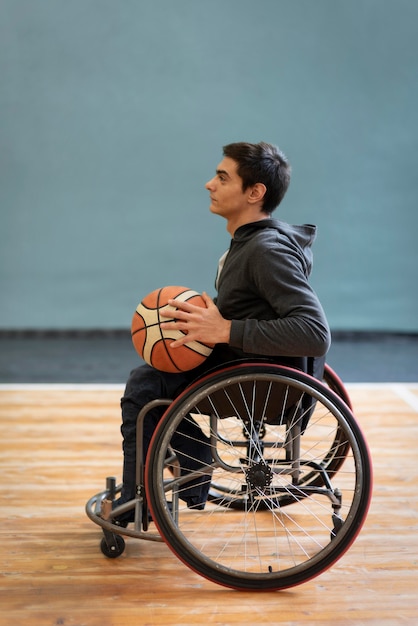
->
[[114, 141, 330, 524]]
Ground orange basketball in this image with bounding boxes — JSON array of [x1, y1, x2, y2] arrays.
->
[[131, 286, 214, 373]]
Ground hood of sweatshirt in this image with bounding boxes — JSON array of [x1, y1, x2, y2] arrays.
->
[[232, 218, 317, 276]]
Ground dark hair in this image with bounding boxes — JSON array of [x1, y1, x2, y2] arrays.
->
[[222, 141, 291, 213]]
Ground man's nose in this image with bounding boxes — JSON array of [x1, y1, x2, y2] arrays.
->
[[205, 177, 215, 190]]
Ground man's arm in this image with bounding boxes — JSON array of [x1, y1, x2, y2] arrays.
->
[[229, 245, 330, 357]]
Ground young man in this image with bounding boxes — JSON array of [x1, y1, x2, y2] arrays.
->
[[115, 141, 330, 524]]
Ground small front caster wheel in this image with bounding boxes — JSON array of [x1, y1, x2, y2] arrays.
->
[[100, 534, 125, 558]]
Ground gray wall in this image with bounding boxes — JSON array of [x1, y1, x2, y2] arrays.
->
[[1, 0, 417, 331]]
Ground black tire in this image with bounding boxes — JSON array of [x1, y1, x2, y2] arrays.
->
[[145, 363, 372, 591], [323, 363, 352, 409], [298, 364, 352, 486], [100, 534, 125, 558]]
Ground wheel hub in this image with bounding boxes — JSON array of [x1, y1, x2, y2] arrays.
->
[[245, 461, 273, 490]]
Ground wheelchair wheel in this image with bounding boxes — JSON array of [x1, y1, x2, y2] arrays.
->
[[100, 534, 125, 558], [323, 363, 352, 409], [207, 363, 352, 509], [145, 363, 372, 591], [296, 364, 352, 488]]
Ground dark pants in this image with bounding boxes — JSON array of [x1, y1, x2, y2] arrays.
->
[[120, 363, 211, 508]]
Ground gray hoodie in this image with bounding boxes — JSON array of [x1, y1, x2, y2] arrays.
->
[[214, 219, 331, 359]]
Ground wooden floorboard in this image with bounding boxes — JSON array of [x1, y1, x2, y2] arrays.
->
[[0, 384, 417, 626]]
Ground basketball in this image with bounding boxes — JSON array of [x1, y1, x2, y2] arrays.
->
[[131, 286, 214, 373]]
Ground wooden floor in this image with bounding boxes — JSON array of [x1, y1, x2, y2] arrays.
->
[[1, 383, 417, 626]]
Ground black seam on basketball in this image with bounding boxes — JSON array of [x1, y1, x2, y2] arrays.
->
[[156, 287, 163, 312], [138, 303, 162, 312], [131, 319, 174, 336], [162, 336, 208, 371], [180, 342, 208, 353], [163, 337, 183, 371], [150, 338, 182, 372], [156, 288, 164, 343]]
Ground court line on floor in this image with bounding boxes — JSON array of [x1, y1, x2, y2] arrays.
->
[[0, 384, 124, 391], [388, 384, 418, 412]]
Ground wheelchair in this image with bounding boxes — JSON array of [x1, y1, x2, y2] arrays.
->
[[85, 361, 372, 591]]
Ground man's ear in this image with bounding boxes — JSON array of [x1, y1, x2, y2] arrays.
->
[[248, 183, 267, 204]]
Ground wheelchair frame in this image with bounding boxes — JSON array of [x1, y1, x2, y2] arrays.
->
[[85, 362, 372, 591]]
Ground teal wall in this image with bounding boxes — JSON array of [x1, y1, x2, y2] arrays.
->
[[1, 0, 417, 331]]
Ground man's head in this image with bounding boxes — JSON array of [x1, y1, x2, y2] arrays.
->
[[222, 142, 291, 214]]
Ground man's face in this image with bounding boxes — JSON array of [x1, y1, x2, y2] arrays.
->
[[205, 157, 250, 219]]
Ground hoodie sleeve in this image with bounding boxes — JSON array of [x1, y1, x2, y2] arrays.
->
[[228, 239, 331, 358]]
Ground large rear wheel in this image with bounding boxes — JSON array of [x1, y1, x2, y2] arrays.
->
[[145, 364, 372, 591]]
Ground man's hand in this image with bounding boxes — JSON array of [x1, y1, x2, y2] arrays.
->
[[160, 292, 231, 348]]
